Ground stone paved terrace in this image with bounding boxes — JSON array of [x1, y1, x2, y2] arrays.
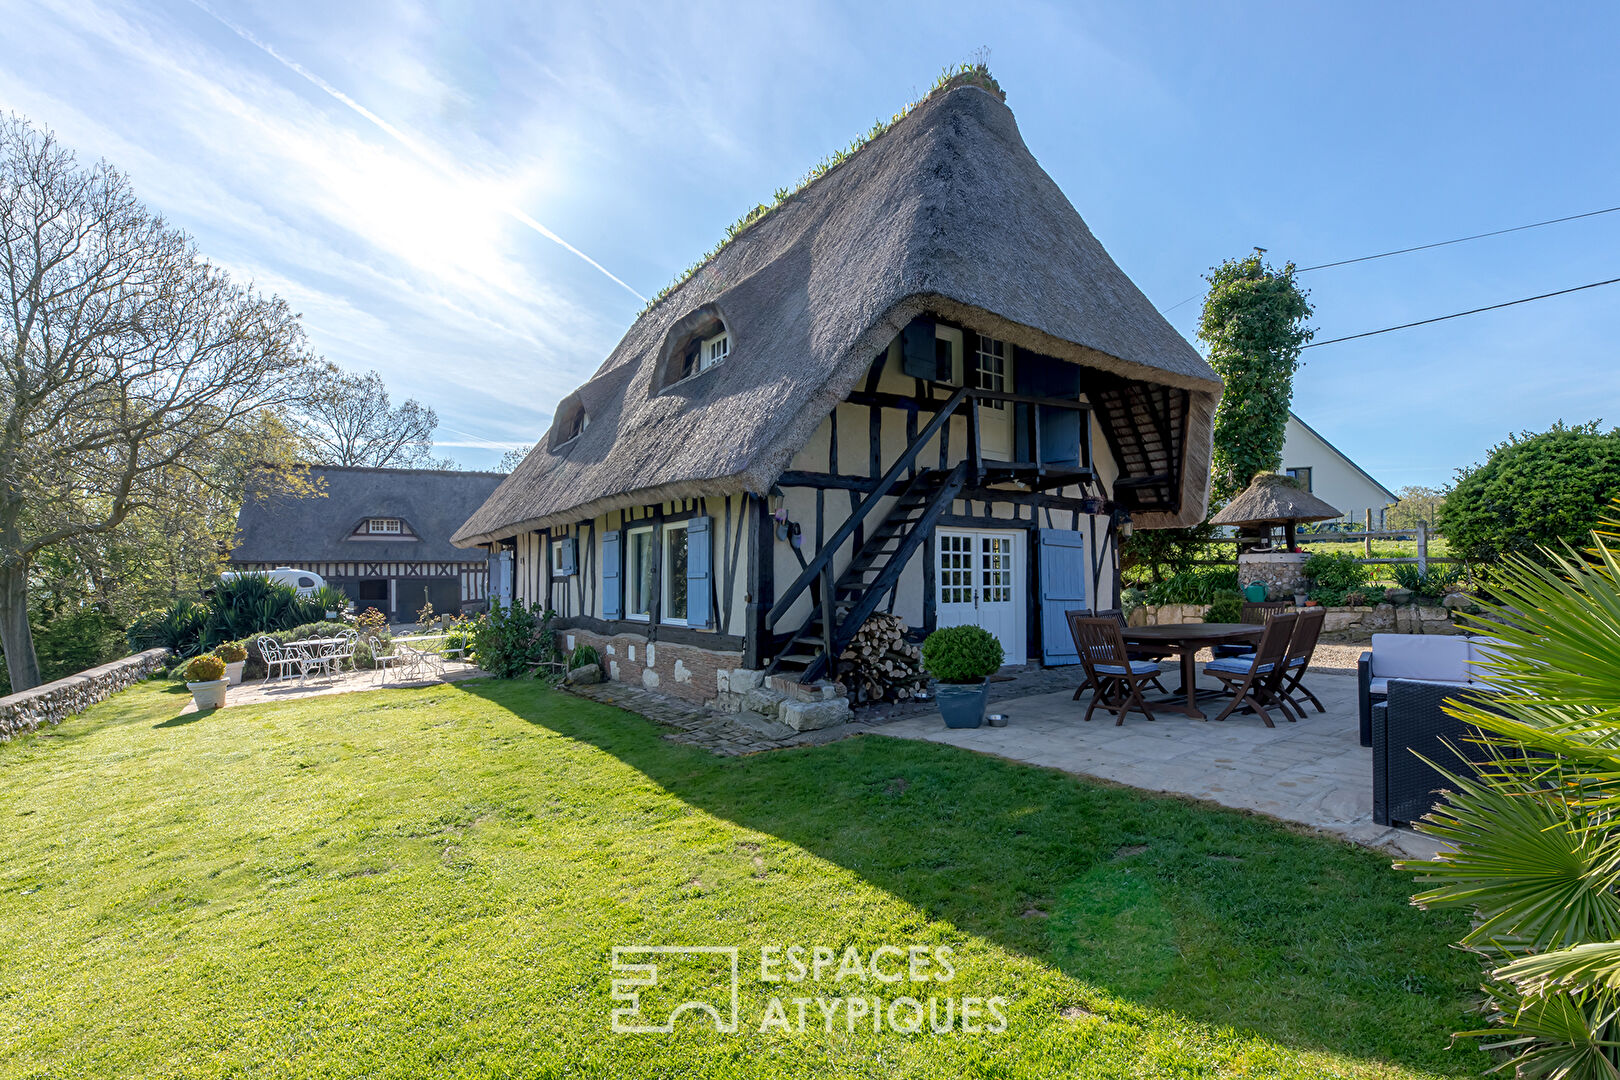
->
[[873, 664, 1441, 860], [567, 639, 1442, 860]]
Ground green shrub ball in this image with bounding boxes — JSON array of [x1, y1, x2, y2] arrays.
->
[[920, 625, 1004, 683]]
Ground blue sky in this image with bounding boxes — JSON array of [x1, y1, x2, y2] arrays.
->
[[3, 1, 1616, 488]]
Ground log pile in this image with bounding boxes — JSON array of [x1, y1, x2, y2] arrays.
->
[[838, 613, 927, 705]]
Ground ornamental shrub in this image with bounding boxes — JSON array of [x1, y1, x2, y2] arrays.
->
[[920, 625, 1004, 683], [214, 641, 247, 664], [1391, 563, 1465, 597], [1302, 551, 1368, 593], [470, 599, 558, 679], [184, 654, 225, 682], [1441, 421, 1620, 569], [569, 643, 601, 670], [1144, 568, 1240, 606], [1204, 590, 1244, 623]]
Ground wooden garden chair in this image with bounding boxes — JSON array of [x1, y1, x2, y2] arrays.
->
[[1203, 612, 1299, 726], [1068, 614, 1168, 726], [1277, 607, 1328, 715], [1067, 608, 1172, 697], [1212, 601, 1292, 657]]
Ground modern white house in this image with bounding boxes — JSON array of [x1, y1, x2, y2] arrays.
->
[[1279, 413, 1398, 527]]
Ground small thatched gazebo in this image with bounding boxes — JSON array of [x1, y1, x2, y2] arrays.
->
[[1212, 472, 1343, 552]]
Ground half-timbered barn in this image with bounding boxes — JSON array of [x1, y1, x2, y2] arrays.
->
[[233, 465, 503, 623], [452, 74, 1222, 704]]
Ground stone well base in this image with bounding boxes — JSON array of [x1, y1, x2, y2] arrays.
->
[[1238, 551, 1311, 599]]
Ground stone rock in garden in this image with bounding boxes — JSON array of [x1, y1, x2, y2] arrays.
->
[[1364, 604, 1397, 631], [1442, 592, 1472, 610], [564, 663, 603, 685], [1126, 606, 1149, 627], [1323, 611, 1363, 633], [1384, 588, 1413, 605], [779, 697, 852, 732], [1417, 606, 1448, 623], [1395, 606, 1420, 634]]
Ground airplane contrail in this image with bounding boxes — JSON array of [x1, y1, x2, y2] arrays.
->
[[188, 0, 646, 302]]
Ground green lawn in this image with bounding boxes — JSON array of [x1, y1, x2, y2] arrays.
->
[[0, 678, 1490, 1078]]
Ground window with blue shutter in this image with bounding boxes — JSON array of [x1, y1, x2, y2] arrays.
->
[[685, 516, 713, 629], [601, 531, 622, 619], [551, 536, 578, 577], [1037, 529, 1087, 665]]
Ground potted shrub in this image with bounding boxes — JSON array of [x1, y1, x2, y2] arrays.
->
[[920, 625, 1004, 729], [215, 641, 248, 685], [184, 654, 228, 711]]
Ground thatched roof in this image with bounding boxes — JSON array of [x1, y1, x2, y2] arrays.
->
[[235, 466, 504, 564], [1210, 472, 1343, 527], [453, 79, 1221, 547]]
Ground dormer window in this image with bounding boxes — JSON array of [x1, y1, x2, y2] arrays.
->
[[657, 304, 732, 390], [548, 394, 590, 451], [368, 518, 402, 535]]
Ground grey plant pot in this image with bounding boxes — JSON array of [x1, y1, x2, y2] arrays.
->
[[936, 679, 990, 729]]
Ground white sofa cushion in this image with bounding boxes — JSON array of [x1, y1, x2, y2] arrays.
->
[[1467, 636, 1511, 685], [1368, 677, 1475, 696], [1369, 633, 1471, 683]]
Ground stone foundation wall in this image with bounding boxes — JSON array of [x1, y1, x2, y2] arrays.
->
[[558, 629, 742, 706], [0, 648, 170, 740]]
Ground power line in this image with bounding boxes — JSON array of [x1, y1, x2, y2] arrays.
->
[[1157, 201, 1620, 315], [1302, 276, 1620, 349], [1297, 205, 1620, 273]]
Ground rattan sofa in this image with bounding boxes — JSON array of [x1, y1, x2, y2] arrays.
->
[[1370, 678, 1502, 827]]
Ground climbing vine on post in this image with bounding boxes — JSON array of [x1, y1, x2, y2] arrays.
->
[[1198, 250, 1315, 506]]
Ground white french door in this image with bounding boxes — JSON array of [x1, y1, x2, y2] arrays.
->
[[936, 528, 1025, 665]]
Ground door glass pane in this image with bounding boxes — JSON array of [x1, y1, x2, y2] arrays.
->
[[939, 534, 973, 604], [981, 536, 1013, 603], [664, 527, 688, 621]]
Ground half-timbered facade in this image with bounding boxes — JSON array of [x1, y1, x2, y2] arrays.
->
[[453, 75, 1222, 703], [233, 465, 504, 623]]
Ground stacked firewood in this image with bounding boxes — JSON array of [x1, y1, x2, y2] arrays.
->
[[839, 613, 927, 705]]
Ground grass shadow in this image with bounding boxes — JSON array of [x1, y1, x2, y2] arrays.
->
[[457, 679, 1486, 1077]]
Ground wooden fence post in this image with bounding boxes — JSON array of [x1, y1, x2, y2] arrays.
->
[[1364, 509, 1372, 559], [1417, 522, 1428, 576]]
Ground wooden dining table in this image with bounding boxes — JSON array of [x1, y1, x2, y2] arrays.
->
[[1120, 623, 1264, 720]]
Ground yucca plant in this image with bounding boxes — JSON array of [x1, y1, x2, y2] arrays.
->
[[1401, 502, 1620, 1077]]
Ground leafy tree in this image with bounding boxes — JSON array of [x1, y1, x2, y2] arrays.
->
[[0, 115, 316, 691], [1198, 250, 1315, 506], [1385, 485, 1446, 532], [1402, 505, 1620, 1076], [289, 363, 452, 469], [497, 445, 532, 473], [1120, 518, 1222, 585], [1440, 421, 1620, 568]]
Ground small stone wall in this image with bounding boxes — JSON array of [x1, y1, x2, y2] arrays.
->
[[558, 629, 742, 706], [0, 648, 170, 740], [1129, 603, 1463, 636]]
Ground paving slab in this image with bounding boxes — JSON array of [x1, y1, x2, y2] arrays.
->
[[874, 664, 1442, 860]]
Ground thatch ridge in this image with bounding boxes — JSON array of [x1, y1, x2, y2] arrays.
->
[[1210, 472, 1343, 526], [453, 82, 1221, 547]]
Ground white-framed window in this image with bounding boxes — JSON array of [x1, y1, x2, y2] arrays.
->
[[661, 521, 689, 625], [626, 525, 654, 620], [700, 331, 729, 373], [974, 337, 1010, 409], [368, 518, 402, 534]]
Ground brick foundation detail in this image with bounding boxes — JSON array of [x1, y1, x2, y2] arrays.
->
[[556, 629, 743, 705]]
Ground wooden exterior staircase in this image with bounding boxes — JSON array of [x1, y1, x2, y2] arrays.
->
[[765, 462, 967, 683]]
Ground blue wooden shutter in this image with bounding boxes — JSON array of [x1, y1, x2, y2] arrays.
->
[[1015, 352, 1084, 468], [492, 550, 513, 605], [685, 516, 713, 629], [900, 317, 947, 379], [560, 537, 578, 576], [601, 531, 622, 619], [1037, 529, 1087, 665]]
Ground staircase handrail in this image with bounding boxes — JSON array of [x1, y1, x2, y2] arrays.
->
[[766, 385, 970, 628]]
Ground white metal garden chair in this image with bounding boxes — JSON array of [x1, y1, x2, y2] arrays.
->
[[257, 637, 298, 683]]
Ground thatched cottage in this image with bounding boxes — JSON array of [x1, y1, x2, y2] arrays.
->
[[235, 465, 503, 622], [453, 73, 1221, 703]]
